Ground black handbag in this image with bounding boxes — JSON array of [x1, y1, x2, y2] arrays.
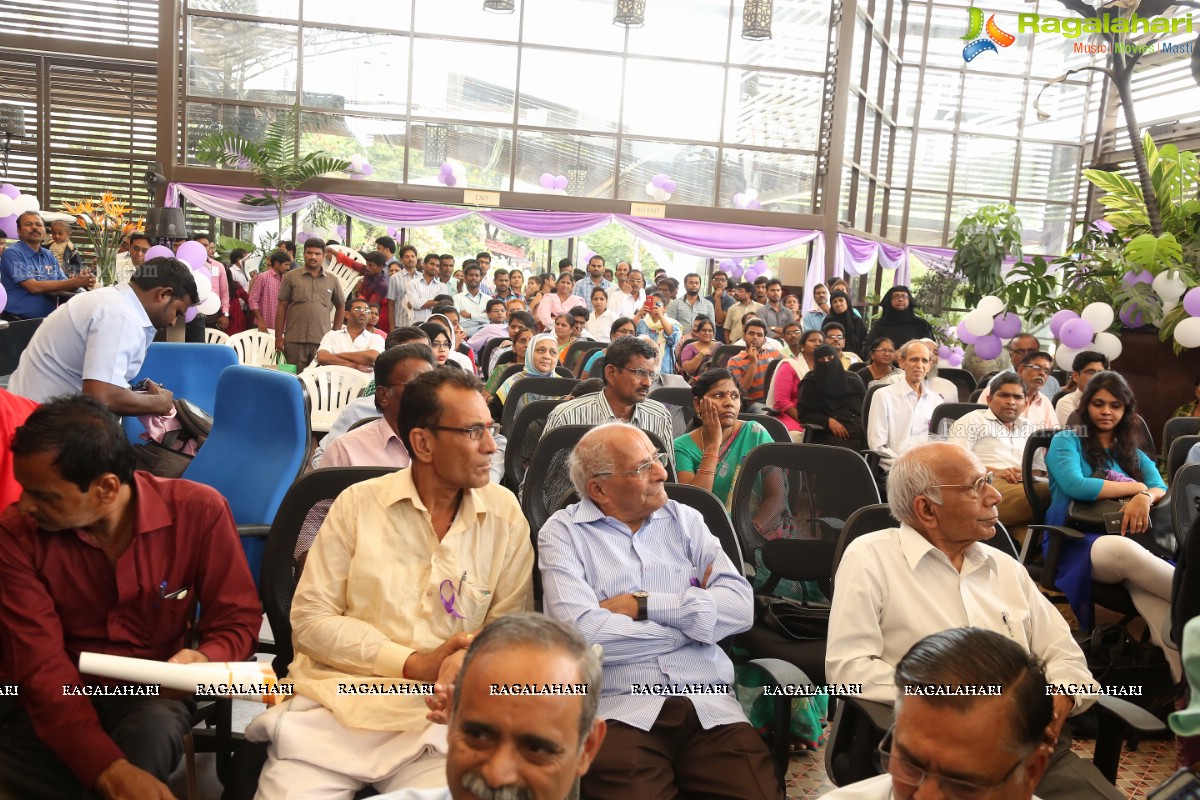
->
[[1067, 495, 1176, 560], [754, 594, 830, 641]]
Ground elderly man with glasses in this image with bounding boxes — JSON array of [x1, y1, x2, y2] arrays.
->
[[1007, 334, 1062, 399], [978, 350, 1059, 430], [248, 369, 534, 800], [826, 442, 1120, 800], [539, 422, 780, 800]]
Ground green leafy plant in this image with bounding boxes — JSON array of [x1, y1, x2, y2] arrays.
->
[[194, 106, 350, 246], [951, 204, 1023, 308]]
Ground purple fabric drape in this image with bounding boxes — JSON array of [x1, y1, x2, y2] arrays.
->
[[321, 193, 473, 226], [168, 183, 317, 221], [480, 210, 613, 239], [618, 215, 821, 259]]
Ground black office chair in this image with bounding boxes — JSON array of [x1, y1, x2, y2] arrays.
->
[[929, 402, 985, 438], [345, 415, 381, 433], [1171, 463, 1200, 556], [1132, 413, 1157, 459], [936, 367, 976, 402], [563, 340, 605, 377], [502, 398, 566, 492], [478, 336, 510, 379], [1051, 387, 1072, 407], [1166, 435, 1200, 485], [649, 386, 697, 438], [1163, 417, 1200, 462], [711, 344, 744, 369], [976, 370, 999, 389], [739, 412, 791, 443], [499, 376, 577, 437], [969, 387, 986, 402]]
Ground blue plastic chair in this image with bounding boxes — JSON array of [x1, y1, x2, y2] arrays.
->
[[125, 343, 238, 445], [183, 365, 310, 586]]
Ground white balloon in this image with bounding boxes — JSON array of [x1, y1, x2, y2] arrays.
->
[[1092, 331, 1123, 361], [652, 187, 670, 202], [197, 292, 221, 316], [191, 269, 212, 304], [348, 154, 365, 169], [1153, 269, 1187, 301], [1164, 299, 1180, 316], [1175, 317, 1200, 349], [744, 188, 758, 201], [963, 309, 995, 337], [11, 194, 38, 214], [645, 181, 657, 197], [0, 196, 13, 218], [1080, 302, 1115, 332], [451, 163, 466, 181], [977, 295, 1005, 317], [1055, 345, 1080, 372]]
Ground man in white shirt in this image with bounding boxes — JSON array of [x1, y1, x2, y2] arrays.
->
[[1055, 351, 1108, 427], [313, 297, 385, 372], [826, 442, 1121, 800], [871, 338, 955, 403], [947, 371, 1048, 545], [822, 628, 1052, 800], [979, 351, 1059, 431], [454, 261, 490, 336], [388, 244, 420, 328], [406, 254, 448, 325], [866, 340, 943, 472], [249, 369, 534, 799]]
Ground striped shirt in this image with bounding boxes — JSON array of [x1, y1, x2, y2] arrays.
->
[[248, 269, 284, 330], [542, 390, 677, 466], [539, 497, 753, 731], [727, 348, 781, 404]]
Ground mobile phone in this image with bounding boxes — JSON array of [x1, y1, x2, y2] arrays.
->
[[131, 378, 159, 392], [1148, 769, 1200, 800]]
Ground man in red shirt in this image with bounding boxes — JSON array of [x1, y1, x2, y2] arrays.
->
[[0, 395, 262, 800]]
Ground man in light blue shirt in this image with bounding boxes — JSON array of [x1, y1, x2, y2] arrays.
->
[[539, 422, 780, 800], [573, 255, 611, 299], [0, 212, 95, 319], [8, 257, 197, 416]]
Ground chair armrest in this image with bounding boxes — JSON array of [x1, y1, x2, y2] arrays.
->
[[237, 524, 271, 540], [748, 657, 812, 690], [1028, 524, 1084, 592], [1090, 695, 1168, 782], [1094, 695, 1167, 734]]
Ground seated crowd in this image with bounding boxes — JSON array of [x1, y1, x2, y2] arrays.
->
[[0, 236, 1185, 800]]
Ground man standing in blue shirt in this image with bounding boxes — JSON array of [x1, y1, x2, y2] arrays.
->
[[1, 212, 95, 319], [573, 254, 611, 299], [539, 422, 781, 800]]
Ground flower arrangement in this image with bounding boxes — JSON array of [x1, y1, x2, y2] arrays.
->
[[61, 192, 144, 286]]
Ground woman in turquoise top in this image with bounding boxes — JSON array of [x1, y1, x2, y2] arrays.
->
[[1046, 371, 1177, 678]]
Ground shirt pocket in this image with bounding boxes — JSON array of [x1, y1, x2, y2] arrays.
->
[[457, 580, 492, 631]]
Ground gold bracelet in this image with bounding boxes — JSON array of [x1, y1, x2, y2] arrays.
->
[[697, 468, 717, 476], [701, 452, 719, 460]]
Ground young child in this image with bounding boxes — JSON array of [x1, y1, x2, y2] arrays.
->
[[47, 220, 82, 276]]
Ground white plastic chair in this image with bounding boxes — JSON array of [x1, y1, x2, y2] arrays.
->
[[226, 329, 276, 367], [204, 328, 229, 346], [298, 365, 371, 432]]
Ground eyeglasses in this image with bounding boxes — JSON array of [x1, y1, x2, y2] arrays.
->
[[431, 340, 451, 350], [130, 245, 149, 254], [621, 366, 660, 381], [825, 335, 845, 342], [1021, 364, 1051, 374], [877, 727, 1032, 800], [593, 452, 670, 480], [873, 348, 895, 355], [423, 423, 496, 441], [931, 472, 995, 497]]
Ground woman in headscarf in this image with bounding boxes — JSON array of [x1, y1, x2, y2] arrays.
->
[[767, 329, 823, 438], [864, 285, 933, 352], [797, 344, 866, 451], [482, 328, 532, 403], [825, 289, 868, 357], [496, 332, 558, 417], [425, 315, 473, 372]]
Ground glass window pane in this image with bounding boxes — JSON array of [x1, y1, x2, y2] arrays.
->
[[520, 0, 625, 50], [901, 2, 926, 62], [411, 40, 517, 124], [304, 0, 412, 30], [953, 135, 1014, 197], [852, 15, 868, 88], [888, 189, 906, 238], [840, 167, 855, 224], [187, 17, 297, 103], [185, 102, 286, 165], [906, 191, 949, 245], [1023, 81, 1088, 142], [896, 61, 919, 126], [514, 132, 617, 199], [407, 124, 512, 190], [865, 38, 883, 106], [843, 95, 861, 166], [413, 0, 519, 40], [628, 0, 729, 62], [301, 114, 408, 184], [723, 69, 823, 151], [519, 49, 622, 133], [917, 69, 960, 131], [622, 60, 724, 141], [730, 0, 830, 73], [891, 127, 911, 186], [302, 29, 409, 115], [910, 131, 953, 190], [189, 0, 298, 18], [958, 73, 1022, 134], [924, 5, 967, 69], [1017, 141, 1079, 202], [718, 148, 816, 214], [860, 110, 878, 174], [1015, 201, 1070, 255], [616, 140, 717, 207]]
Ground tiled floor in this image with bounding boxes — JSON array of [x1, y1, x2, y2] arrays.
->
[[784, 735, 1180, 799]]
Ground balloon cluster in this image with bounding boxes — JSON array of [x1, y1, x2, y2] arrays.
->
[[438, 161, 466, 188], [937, 344, 966, 368], [1118, 269, 1154, 327], [1048, 303, 1123, 369], [717, 258, 769, 282], [346, 154, 374, 180], [645, 174, 676, 203], [1170, 276, 1200, 348], [0, 184, 41, 239], [955, 296, 1022, 360], [732, 189, 762, 210], [164, 241, 221, 323], [539, 173, 568, 194]]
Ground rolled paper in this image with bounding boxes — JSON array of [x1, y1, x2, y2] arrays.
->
[[78, 652, 291, 706]]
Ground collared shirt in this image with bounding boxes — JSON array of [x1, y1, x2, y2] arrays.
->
[[9, 284, 157, 403], [585, 310, 618, 343], [876, 370, 957, 404], [248, 269, 284, 330], [573, 276, 611, 299], [758, 303, 796, 338], [823, 774, 1047, 800], [321, 417, 410, 469], [312, 327, 385, 371], [608, 288, 645, 321], [1056, 389, 1081, 427], [404, 276, 447, 324], [727, 348, 782, 404], [537, 292, 586, 331], [278, 267, 346, 345], [666, 295, 716, 332], [0, 472, 261, 787], [207, 258, 230, 316], [1, 241, 68, 318], [543, 390, 677, 467], [288, 468, 534, 731], [540, 498, 753, 731], [455, 289, 491, 334], [723, 301, 762, 344], [387, 270, 417, 328], [311, 396, 379, 469], [800, 309, 827, 333], [466, 323, 509, 355], [978, 384, 1058, 431], [826, 524, 1095, 706], [866, 379, 944, 470], [947, 408, 1040, 469]]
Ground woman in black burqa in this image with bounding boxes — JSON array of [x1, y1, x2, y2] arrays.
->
[[864, 285, 933, 353]]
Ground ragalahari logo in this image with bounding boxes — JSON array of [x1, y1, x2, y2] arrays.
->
[[962, 7, 1016, 61]]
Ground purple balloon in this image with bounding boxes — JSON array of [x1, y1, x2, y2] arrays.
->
[[991, 311, 1022, 340], [0, 215, 16, 239], [748, 199, 762, 210], [445, 175, 458, 187], [1059, 318, 1096, 349], [937, 344, 951, 359], [539, 172, 555, 188], [185, 306, 199, 323], [733, 193, 746, 207], [975, 334, 1003, 360], [0, 184, 18, 199], [360, 163, 373, 177], [651, 174, 667, 189], [440, 163, 454, 176], [1122, 269, 1153, 287], [1119, 300, 1145, 329], [1048, 309, 1079, 339], [176, 241, 208, 269], [662, 179, 677, 194], [145, 245, 174, 260], [947, 352, 964, 367], [728, 265, 744, 281], [957, 320, 980, 345], [0, 282, 7, 314], [1184, 287, 1200, 317], [553, 175, 568, 190], [718, 259, 734, 270]]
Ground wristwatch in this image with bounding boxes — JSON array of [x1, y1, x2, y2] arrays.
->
[[633, 591, 649, 621]]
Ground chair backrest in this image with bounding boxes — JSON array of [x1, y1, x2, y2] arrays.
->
[[503, 398, 566, 491], [730, 442, 880, 596], [739, 412, 791, 443], [298, 365, 371, 433], [325, 260, 362, 299], [937, 367, 976, 402], [204, 328, 230, 346], [649, 386, 697, 436], [1173, 464, 1200, 549], [227, 329, 276, 367], [762, 357, 783, 400], [664, 482, 744, 575], [259, 467, 395, 676], [862, 382, 885, 425], [479, 337, 510, 379], [1051, 388, 1071, 407], [553, 365, 574, 379], [563, 339, 603, 373], [1021, 428, 1058, 524], [976, 370, 999, 389], [500, 376, 578, 436], [1168, 435, 1200, 484], [493, 361, 521, 389], [346, 414, 382, 433], [0, 317, 43, 377], [125, 342, 239, 444], [1164, 417, 1200, 459], [969, 387, 985, 402], [849, 361, 872, 377], [929, 402, 985, 438], [712, 344, 744, 369], [1133, 413, 1157, 458]]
